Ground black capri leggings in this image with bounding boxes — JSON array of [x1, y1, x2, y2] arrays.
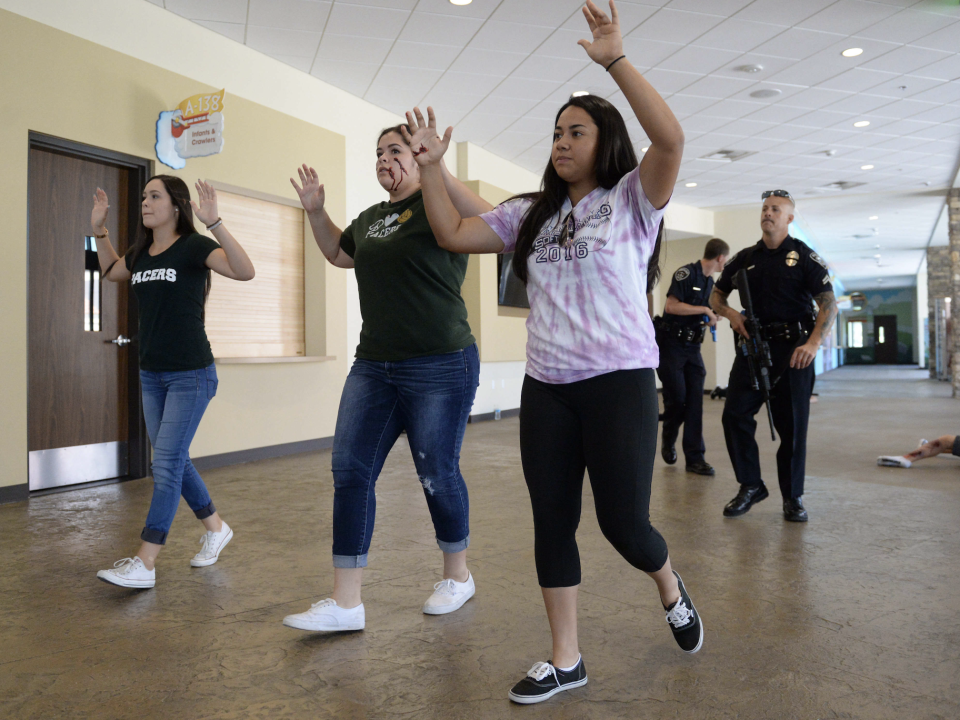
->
[[519, 368, 668, 588]]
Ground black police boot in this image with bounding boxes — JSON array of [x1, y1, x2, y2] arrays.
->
[[661, 442, 677, 465], [685, 460, 715, 476], [783, 497, 808, 522], [723, 481, 769, 517]]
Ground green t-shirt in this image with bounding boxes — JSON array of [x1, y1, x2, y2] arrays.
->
[[340, 190, 475, 361], [126, 233, 220, 371]]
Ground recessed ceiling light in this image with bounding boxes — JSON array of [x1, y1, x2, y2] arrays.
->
[[571, 91, 589, 97], [869, 215, 878, 220], [842, 48, 863, 58], [685, 182, 697, 188], [853, 120, 870, 127], [750, 88, 782, 99], [449, 0, 473, 5], [641, 146, 649, 152], [861, 164, 874, 170], [734, 64, 764, 73]]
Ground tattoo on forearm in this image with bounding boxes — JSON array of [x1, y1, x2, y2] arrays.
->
[[710, 289, 729, 314], [812, 291, 838, 342]]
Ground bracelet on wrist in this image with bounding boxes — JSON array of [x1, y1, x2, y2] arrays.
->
[[605, 55, 626, 72], [206, 217, 223, 231], [94, 228, 109, 239]]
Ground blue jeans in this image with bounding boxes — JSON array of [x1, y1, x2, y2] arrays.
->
[[139, 364, 218, 545], [332, 344, 480, 568]]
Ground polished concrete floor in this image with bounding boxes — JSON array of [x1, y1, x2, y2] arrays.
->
[[2, 366, 959, 719]]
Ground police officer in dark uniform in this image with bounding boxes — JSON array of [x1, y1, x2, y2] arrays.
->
[[710, 190, 837, 522], [655, 238, 730, 476]]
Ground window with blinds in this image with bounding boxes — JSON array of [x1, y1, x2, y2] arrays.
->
[[204, 189, 305, 358]]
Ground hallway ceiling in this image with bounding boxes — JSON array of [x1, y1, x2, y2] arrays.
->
[[149, 0, 960, 289]]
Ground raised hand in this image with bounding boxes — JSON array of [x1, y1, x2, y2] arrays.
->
[[577, 0, 624, 68], [290, 164, 325, 214], [91, 187, 109, 234], [402, 106, 452, 167], [191, 179, 219, 227]]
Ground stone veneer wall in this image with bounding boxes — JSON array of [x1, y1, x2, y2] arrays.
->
[[927, 246, 950, 379]]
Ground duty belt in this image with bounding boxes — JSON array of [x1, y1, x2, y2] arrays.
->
[[653, 316, 706, 344], [760, 321, 812, 343]]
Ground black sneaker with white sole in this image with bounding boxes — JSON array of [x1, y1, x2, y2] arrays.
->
[[508, 657, 588, 704], [665, 571, 703, 653]]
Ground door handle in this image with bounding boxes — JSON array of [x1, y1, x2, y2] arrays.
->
[[105, 335, 132, 346]]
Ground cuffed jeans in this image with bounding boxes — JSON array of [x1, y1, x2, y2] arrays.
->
[[331, 344, 480, 568], [139, 364, 218, 545]]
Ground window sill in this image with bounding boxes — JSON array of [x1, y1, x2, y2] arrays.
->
[[215, 356, 336, 365]]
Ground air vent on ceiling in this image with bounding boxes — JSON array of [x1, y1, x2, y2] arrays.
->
[[807, 181, 866, 194], [699, 149, 756, 163]]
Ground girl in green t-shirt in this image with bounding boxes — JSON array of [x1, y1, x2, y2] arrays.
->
[[282, 126, 491, 632]]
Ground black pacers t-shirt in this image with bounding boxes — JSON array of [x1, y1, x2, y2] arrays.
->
[[126, 233, 220, 371], [340, 190, 475, 361]]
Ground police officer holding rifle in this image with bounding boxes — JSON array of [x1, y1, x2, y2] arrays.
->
[[710, 190, 837, 522], [655, 238, 730, 476]]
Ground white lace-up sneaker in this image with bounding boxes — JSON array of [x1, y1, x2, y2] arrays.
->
[[422, 572, 475, 615], [97, 557, 156, 588], [190, 521, 233, 567], [283, 599, 365, 632]]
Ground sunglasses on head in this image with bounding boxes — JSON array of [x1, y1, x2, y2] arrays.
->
[[761, 189, 793, 201], [557, 209, 576, 249]]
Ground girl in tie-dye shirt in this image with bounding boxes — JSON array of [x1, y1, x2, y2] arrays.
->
[[405, 0, 704, 703]]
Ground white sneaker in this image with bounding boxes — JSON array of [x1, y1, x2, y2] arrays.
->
[[283, 599, 365, 632], [422, 573, 475, 615], [190, 521, 233, 567], [97, 557, 156, 588]]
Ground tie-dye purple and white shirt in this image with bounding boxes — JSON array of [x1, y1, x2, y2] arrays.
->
[[481, 166, 664, 385]]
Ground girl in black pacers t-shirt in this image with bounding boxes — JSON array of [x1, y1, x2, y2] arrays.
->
[[90, 175, 255, 589]]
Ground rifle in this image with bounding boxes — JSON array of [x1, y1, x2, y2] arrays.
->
[[735, 269, 776, 441]]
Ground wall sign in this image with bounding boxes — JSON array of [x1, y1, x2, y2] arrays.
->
[[156, 90, 225, 169]]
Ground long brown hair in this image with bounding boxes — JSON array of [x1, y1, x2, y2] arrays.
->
[[510, 95, 662, 293], [126, 174, 211, 307]]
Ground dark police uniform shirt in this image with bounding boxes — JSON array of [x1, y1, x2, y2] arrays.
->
[[664, 261, 713, 328], [714, 236, 831, 325]]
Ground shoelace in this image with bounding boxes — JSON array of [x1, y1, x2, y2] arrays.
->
[[526, 662, 558, 683], [197, 531, 217, 556], [432, 579, 459, 597], [112, 557, 137, 574], [666, 599, 694, 629], [310, 599, 337, 611]]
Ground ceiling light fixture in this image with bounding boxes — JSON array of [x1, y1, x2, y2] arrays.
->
[[734, 64, 764, 73], [571, 91, 589, 97], [853, 120, 870, 127], [449, 0, 473, 5], [869, 215, 878, 220], [842, 48, 863, 58], [861, 164, 874, 170], [641, 146, 649, 152], [685, 182, 697, 188], [750, 88, 782, 99]]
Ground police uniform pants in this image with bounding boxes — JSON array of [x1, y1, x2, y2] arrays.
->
[[721, 339, 814, 500], [656, 338, 706, 464]]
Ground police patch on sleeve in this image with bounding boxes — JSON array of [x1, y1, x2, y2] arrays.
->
[[674, 267, 691, 282], [810, 252, 829, 270]]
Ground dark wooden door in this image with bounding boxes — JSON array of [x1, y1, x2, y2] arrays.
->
[[874, 315, 898, 364], [27, 141, 148, 491]]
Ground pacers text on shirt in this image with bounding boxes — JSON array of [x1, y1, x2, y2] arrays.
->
[[131, 269, 177, 283]]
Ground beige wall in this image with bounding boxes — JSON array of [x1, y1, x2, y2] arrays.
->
[[462, 181, 529, 363], [0, 9, 350, 487]]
